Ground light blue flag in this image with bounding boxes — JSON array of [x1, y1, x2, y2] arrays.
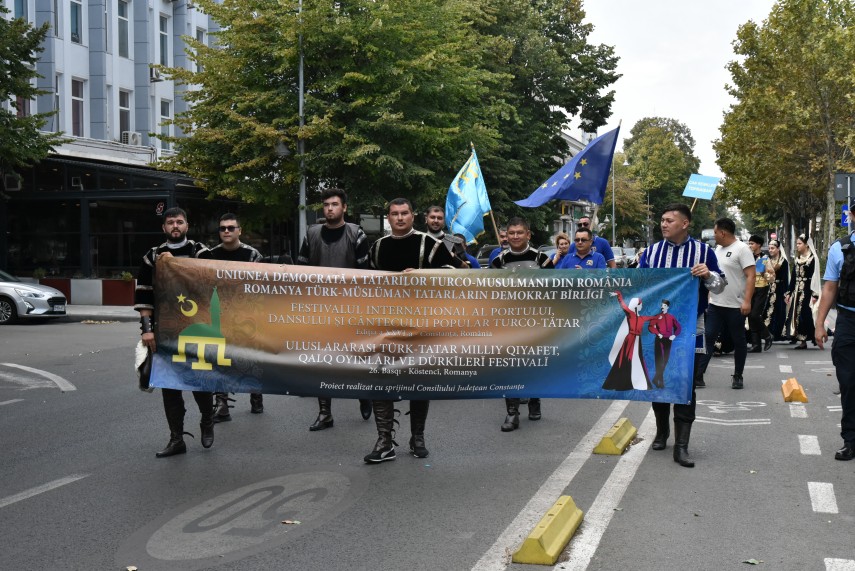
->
[[446, 149, 492, 243]]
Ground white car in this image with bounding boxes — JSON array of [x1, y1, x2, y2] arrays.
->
[[0, 269, 67, 325]]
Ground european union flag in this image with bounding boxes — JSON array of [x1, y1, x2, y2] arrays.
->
[[446, 149, 492, 243], [515, 126, 620, 208]]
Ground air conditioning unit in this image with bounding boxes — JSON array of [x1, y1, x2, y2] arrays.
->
[[3, 173, 22, 192], [150, 67, 163, 82], [122, 131, 142, 146]]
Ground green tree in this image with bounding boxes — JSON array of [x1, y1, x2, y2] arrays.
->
[[599, 152, 647, 244], [715, 0, 855, 253], [623, 117, 703, 239], [0, 7, 67, 182]]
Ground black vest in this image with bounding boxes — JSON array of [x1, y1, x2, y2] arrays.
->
[[837, 234, 855, 307]]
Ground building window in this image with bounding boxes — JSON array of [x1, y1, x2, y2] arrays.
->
[[159, 15, 169, 66], [14, 0, 27, 20], [118, 0, 129, 58], [72, 79, 84, 136], [160, 100, 171, 150], [119, 90, 131, 135], [195, 28, 205, 72], [70, 0, 82, 44], [54, 75, 61, 132], [16, 96, 31, 118], [53, 0, 60, 37]]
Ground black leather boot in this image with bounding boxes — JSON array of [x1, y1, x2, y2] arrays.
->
[[528, 398, 542, 420], [213, 392, 233, 423], [501, 398, 520, 432], [408, 400, 430, 458], [310, 398, 334, 431], [364, 400, 398, 463], [651, 406, 670, 450], [157, 397, 190, 458], [673, 421, 695, 467], [748, 332, 761, 353], [200, 412, 214, 449], [250, 393, 263, 414], [156, 431, 189, 458], [359, 399, 372, 420]]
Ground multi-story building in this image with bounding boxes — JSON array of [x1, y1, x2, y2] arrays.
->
[[1, 0, 242, 280]]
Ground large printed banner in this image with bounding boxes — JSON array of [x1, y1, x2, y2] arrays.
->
[[151, 257, 699, 404]]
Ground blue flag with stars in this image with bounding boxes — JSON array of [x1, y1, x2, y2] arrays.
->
[[446, 149, 492, 243], [515, 126, 620, 207]]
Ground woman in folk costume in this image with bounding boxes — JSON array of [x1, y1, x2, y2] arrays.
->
[[786, 234, 822, 349], [603, 291, 655, 391], [767, 239, 790, 341]]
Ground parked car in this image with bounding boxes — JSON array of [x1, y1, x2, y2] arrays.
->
[[476, 244, 499, 267], [612, 246, 626, 268], [0, 269, 67, 325], [623, 247, 638, 267]]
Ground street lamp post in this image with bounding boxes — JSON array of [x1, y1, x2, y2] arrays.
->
[[297, 0, 306, 247], [611, 154, 616, 244]]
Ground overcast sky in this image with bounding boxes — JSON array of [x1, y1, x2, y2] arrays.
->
[[578, 0, 777, 178]]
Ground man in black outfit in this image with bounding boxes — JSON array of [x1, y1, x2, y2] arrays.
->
[[209, 213, 265, 420], [490, 216, 553, 431], [135, 207, 215, 458], [364, 197, 465, 463], [297, 188, 373, 430]]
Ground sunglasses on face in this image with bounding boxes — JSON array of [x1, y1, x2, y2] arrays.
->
[[219, 225, 239, 232], [574, 238, 590, 242]]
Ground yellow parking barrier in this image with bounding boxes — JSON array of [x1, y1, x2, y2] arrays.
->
[[781, 377, 808, 403], [593, 417, 637, 455], [512, 495, 584, 565]]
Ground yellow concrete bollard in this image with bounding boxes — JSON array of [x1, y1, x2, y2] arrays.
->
[[593, 417, 637, 455], [782, 377, 808, 403], [512, 495, 584, 565]]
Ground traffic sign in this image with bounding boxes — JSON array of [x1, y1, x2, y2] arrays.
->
[[834, 173, 855, 201], [843, 203, 852, 227]]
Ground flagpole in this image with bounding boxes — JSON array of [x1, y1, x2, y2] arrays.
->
[[611, 120, 622, 245], [489, 210, 500, 244]]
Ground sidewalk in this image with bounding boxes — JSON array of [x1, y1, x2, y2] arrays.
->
[[65, 305, 139, 322]]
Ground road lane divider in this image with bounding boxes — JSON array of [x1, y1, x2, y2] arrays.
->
[[782, 378, 808, 402], [512, 496, 584, 565], [0, 474, 89, 509], [808, 482, 838, 514], [593, 418, 637, 455], [798, 435, 822, 455], [0, 363, 76, 392]]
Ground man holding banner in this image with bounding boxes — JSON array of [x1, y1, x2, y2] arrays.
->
[[135, 207, 216, 458], [638, 203, 724, 467], [365, 198, 464, 463]]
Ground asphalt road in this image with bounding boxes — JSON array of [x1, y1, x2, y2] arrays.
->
[[1, 320, 853, 571]]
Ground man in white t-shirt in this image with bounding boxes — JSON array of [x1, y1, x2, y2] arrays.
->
[[697, 217, 756, 389]]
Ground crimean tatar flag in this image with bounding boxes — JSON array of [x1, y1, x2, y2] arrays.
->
[[515, 126, 620, 208], [446, 149, 491, 243]]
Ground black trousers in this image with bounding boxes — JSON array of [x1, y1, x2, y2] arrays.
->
[[652, 353, 702, 424], [162, 388, 213, 428], [748, 286, 770, 341]]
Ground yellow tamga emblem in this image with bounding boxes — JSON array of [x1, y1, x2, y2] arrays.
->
[[172, 287, 232, 370]]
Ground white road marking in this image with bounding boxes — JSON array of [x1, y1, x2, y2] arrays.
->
[[695, 416, 770, 426], [779, 364, 793, 373], [559, 410, 655, 571], [806, 361, 833, 365], [798, 435, 821, 455], [808, 482, 838, 514], [0, 399, 24, 406], [789, 403, 808, 418], [470, 400, 631, 571], [707, 363, 765, 369], [776, 352, 788, 359], [0, 474, 89, 509], [0, 363, 76, 392], [827, 406, 843, 413], [825, 559, 855, 571]]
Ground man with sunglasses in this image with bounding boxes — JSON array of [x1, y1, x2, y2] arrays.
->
[[554, 227, 606, 269], [567, 216, 616, 268], [209, 213, 265, 420]]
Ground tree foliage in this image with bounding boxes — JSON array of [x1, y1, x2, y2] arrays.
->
[[160, 0, 618, 235], [0, 7, 67, 179], [715, 0, 855, 252]]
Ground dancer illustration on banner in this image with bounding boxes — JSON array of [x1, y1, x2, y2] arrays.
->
[[647, 300, 682, 388], [602, 290, 655, 391]]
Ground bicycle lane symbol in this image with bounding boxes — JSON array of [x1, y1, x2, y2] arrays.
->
[[695, 400, 771, 425], [116, 470, 368, 571]]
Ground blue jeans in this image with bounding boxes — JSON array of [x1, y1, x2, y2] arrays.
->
[[699, 304, 748, 379], [833, 308, 855, 444]]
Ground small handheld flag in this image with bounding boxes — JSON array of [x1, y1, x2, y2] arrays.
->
[[446, 148, 492, 243]]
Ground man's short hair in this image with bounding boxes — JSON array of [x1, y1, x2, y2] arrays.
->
[[661, 203, 692, 222], [321, 187, 347, 205], [163, 206, 187, 220], [387, 197, 413, 214], [506, 216, 529, 231], [714, 217, 736, 235], [219, 212, 239, 223], [661, 299, 671, 307], [749, 234, 764, 246], [426, 205, 444, 216], [574, 228, 593, 240]]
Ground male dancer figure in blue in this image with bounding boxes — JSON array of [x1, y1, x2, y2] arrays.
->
[[637, 203, 724, 467]]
